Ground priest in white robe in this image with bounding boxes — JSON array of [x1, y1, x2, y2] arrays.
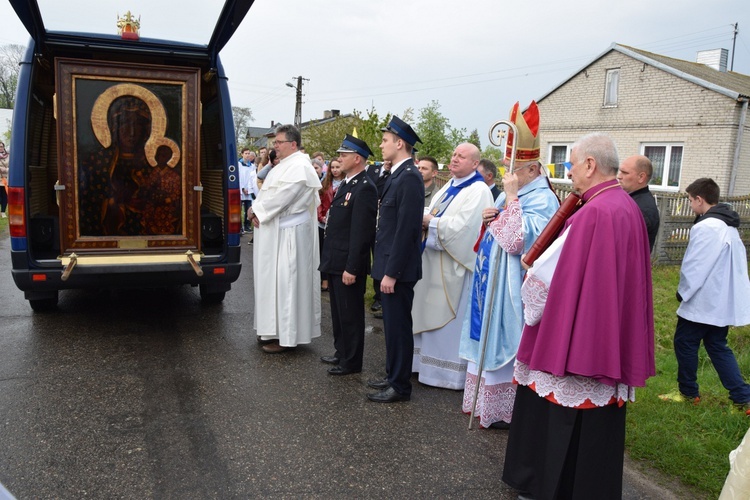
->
[[411, 143, 493, 389], [248, 124, 322, 353]]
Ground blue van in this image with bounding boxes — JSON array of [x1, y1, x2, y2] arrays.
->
[[6, 0, 253, 310]]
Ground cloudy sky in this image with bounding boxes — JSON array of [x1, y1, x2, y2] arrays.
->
[[2, 0, 749, 142]]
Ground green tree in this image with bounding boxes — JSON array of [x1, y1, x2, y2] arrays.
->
[[468, 128, 481, 150], [482, 145, 505, 172], [415, 100, 453, 163], [400, 107, 415, 125], [0, 44, 24, 109], [231, 106, 254, 149], [448, 126, 468, 150], [353, 107, 391, 162], [301, 114, 359, 159]]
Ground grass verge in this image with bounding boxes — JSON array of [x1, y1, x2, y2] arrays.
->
[[627, 265, 750, 497]]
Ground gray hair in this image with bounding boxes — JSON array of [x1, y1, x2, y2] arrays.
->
[[275, 124, 302, 148], [573, 133, 619, 176]]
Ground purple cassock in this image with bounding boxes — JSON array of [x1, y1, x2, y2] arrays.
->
[[516, 179, 655, 388]]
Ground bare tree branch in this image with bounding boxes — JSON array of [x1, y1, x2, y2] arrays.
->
[[0, 44, 25, 109]]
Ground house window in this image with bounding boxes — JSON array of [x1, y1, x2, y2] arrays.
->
[[642, 144, 683, 189], [548, 144, 572, 179], [604, 69, 620, 107]]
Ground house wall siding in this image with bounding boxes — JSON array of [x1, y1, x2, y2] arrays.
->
[[537, 50, 749, 195]]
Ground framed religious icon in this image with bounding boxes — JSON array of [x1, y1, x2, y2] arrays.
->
[[55, 58, 201, 253]]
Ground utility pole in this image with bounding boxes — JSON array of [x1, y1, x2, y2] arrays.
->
[[730, 23, 738, 72], [286, 76, 308, 129]]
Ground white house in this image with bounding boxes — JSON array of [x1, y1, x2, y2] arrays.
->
[[536, 43, 750, 195]]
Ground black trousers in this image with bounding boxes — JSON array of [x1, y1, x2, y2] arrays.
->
[[241, 199, 252, 230], [318, 227, 328, 284], [1, 185, 8, 212], [328, 272, 366, 371], [381, 281, 415, 396], [370, 245, 381, 302], [503, 384, 626, 500]]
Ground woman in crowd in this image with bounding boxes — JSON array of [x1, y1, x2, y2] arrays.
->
[[256, 149, 278, 189], [317, 158, 344, 291]]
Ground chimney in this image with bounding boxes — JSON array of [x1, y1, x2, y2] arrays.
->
[[271, 120, 275, 127], [331, 109, 340, 117], [696, 48, 728, 72], [323, 110, 332, 119]]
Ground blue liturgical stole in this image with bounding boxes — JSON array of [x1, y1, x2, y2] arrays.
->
[[423, 171, 485, 252], [469, 205, 502, 341]]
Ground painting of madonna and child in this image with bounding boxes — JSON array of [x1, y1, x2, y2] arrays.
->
[[76, 79, 185, 239]]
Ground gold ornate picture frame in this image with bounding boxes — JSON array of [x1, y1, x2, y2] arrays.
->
[[55, 58, 201, 253]]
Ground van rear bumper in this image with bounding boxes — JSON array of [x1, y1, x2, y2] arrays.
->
[[10, 246, 241, 293]]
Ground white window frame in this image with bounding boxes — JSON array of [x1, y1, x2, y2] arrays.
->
[[603, 68, 620, 107], [547, 143, 573, 181], [641, 143, 683, 192]]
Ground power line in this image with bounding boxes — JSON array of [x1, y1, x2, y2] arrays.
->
[[309, 56, 588, 96], [305, 64, 581, 105], [637, 23, 730, 47]]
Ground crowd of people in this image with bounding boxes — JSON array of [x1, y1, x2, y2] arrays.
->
[[238, 100, 750, 498]]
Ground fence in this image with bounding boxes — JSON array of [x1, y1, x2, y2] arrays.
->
[[435, 173, 750, 265]]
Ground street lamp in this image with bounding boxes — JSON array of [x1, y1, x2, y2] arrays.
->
[[286, 77, 303, 129]]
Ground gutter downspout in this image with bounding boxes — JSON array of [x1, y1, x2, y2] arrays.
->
[[729, 98, 748, 196]]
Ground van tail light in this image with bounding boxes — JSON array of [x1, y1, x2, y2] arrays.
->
[[8, 187, 26, 238], [227, 188, 241, 235]]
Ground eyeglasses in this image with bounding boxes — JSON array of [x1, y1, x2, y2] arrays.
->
[[274, 140, 292, 144]]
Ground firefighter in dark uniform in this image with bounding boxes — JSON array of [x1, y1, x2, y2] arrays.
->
[[367, 116, 424, 403], [319, 134, 378, 375]]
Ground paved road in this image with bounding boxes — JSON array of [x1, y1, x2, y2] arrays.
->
[[0, 233, 691, 498]]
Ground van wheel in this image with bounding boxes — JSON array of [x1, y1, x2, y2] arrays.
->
[[29, 296, 58, 312], [199, 285, 225, 304]]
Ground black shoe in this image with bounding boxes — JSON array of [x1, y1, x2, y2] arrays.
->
[[489, 420, 511, 430], [328, 365, 361, 376], [367, 377, 389, 390], [372, 310, 383, 319], [367, 387, 410, 403], [370, 300, 382, 312], [257, 337, 276, 345], [320, 355, 340, 365]]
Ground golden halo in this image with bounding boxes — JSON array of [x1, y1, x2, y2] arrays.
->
[[150, 136, 181, 168], [90, 83, 180, 168]]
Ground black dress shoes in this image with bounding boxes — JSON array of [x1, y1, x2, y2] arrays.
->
[[366, 377, 389, 390], [367, 387, 410, 403], [328, 366, 361, 376], [489, 420, 511, 430], [370, 300, 382, 312], [320, 355, 340, 364]]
